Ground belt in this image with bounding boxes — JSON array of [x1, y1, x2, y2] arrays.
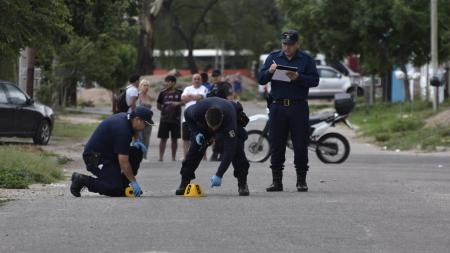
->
[[273, 99, 306, 106]]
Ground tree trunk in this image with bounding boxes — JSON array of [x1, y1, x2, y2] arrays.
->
[[137, 13, 155, 75], [26, 48, 36, 98], [187, 45, 198, 74], [400, 64, 411, 102]]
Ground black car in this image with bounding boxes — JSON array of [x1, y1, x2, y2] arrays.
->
[[0, 80, 54, 145]]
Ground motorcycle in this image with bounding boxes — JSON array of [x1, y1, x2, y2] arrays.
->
[[245, 93, 355, 164]]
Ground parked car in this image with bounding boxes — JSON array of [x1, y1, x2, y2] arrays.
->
[[0, 80, 54, 145], [309, 65, 359, 98]]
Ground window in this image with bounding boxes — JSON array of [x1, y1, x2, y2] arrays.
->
[[320, 69, 339, 78], [4, 83, 27, 105], [0, 85, 8, 103]]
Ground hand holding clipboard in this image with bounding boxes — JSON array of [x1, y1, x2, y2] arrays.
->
[[271, 60, 299, 82]]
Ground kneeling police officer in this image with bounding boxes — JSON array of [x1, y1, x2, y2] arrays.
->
[[70, 106, 153, 197], [175, 97, 250, 196]]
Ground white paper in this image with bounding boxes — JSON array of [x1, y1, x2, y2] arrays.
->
[[272, 69, 291, 82]]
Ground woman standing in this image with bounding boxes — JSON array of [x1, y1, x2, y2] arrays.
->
[[137, 79, 153, 159]]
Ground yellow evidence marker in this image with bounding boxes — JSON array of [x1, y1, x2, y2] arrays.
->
[[124, 186, 134, 197], [183, 183, 205, 197]]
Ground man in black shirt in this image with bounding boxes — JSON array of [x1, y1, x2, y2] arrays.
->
[[157, 75, 184, 161], [175, 97, 250, 196]]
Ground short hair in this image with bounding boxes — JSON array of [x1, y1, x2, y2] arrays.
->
[[129, 74, 140, 83], [205, 107, 223, 128], [165, 75, 177, 83], [200, 72, 208, 83]]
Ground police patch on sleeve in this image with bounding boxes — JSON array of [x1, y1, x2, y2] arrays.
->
[[228, 130, 236, 138]]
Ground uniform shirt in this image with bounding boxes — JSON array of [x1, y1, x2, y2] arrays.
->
[[125, 85, 139, 113], [258, 50, 319, 100], [84, 113, 133, 161], [184, 97, 243, 178], [157, 88, 183, 123], [208, 81, 233, 99]]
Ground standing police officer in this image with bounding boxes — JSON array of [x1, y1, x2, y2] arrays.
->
[[175, 97, 250, 196], [258, 29, 319, 192], [70, 106, 153, 197]]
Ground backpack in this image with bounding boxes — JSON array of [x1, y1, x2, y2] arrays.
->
[[116, 86, 130, 113]]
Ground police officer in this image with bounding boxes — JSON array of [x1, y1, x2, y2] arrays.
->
[[208, 69, 233, 161], [175, 97, 250, 196], [70, 106, 153, 197], [258, 29, 319, 192]]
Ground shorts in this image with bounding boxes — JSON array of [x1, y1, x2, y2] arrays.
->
[[182, 122, 191, 141], [157, 121, 181, 139]]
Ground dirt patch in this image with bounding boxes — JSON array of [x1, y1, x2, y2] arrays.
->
[[77, 87, 112, 106], [425, 108, 450, 128]]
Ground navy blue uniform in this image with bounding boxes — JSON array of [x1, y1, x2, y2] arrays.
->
[[83, 113, 141, 196], [258, 50, 319, 173], [180, 97, 249, 180]]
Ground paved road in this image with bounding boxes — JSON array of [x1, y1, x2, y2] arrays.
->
[[1, 102, 450, 253]]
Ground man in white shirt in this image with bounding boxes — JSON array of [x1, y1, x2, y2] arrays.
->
[[181, 73, 208, 159], [126, 74, 141, 113]]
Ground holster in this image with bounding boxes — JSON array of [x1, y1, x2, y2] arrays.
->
[[83, 151, 104, 169]]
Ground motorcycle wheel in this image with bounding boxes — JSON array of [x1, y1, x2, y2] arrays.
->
[[245, 130, 271, 163], [315, 132, 350, 164]]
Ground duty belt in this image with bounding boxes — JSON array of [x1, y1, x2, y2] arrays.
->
[[273, 99, 305, 106]]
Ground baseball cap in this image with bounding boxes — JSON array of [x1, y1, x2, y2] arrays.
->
[[212, 69, 221, 77], [281, 29, 299, 45], [131, 106, 154, 125]]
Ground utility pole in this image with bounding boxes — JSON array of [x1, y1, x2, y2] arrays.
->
[[431, 0, 438, 111]]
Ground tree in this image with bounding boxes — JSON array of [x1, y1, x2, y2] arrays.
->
[[0, 0, 69, 82], [161, 0, 219, 73], [279, 0, 450, 102], [137, 0, 164, 75]]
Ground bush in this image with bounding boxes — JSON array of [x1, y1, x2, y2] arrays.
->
[[0, 146, 64, 189]]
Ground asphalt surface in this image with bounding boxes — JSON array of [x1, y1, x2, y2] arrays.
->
[[1, 101, 450, 253]]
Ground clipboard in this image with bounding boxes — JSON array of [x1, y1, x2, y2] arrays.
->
[[272, 64, 298, 82]]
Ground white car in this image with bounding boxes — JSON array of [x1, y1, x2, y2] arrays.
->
[[309, 66, 358, 98]]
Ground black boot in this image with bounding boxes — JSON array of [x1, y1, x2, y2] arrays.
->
[[296, 172, 308, 192], [175, 178, 190, 195], [266, 170, 283, 192], [237, 177, 250, 196], [70, 172, 90, 197]]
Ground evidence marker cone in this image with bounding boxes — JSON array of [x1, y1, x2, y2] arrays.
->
[[183, 183, 205, 197], [124, 186, 134, 197]]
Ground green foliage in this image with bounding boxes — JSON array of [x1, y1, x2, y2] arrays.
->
[[0, 0, 69, 56], [53, 121, 98, 140], [0, 146, 64, 189], [350, 101, 450, 151], [279, 0, 450, 75]]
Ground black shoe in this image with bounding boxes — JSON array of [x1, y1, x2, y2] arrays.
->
[[175, 179, 190, 195], [238, 184, 250, 196], [266, 170, 283, 192], [266, 183, 283, 192], [296, 182, 308, 192], [296, 172, 308, 192], [70, 172, 85, 197]]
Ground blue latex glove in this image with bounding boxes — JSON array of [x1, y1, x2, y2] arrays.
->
[[211, 175, 222, 187], [132, 140, 148, 154], [195, 133, 205, 146], [129, 181, 143, 197]]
